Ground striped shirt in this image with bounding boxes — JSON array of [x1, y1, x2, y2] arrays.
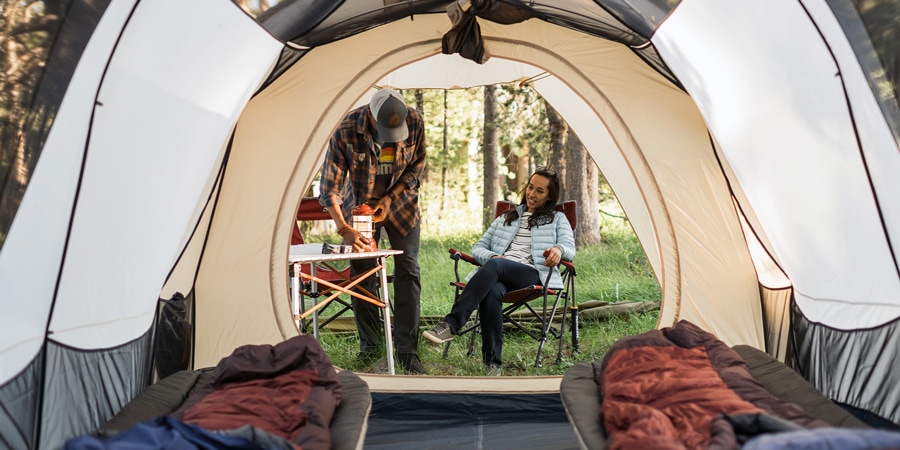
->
[[318, 103, 426, 236], [504, 212, 534, 268]]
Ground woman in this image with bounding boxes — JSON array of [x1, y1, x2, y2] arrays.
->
[[423, 168, 576, 376]]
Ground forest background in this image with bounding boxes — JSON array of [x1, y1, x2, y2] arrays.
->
[[306, 85, 613, 245], [300, 84, 665, 312], [304, 85, 663, 375]]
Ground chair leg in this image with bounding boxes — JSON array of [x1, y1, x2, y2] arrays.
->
[[316, 300, 352, 330], [561, 275, 578, 362], [534, 302, 552, 368], [299, 292, 319, 334], [441, 285, 476, 359], [540, 290, 570, 367], [569, 305, 580, 352], [466, 311, 479, 358], [555, 293, 571, 365], [549, 272, 578, 365], [534, 307, 559, 367], [441, 320, 480, 359]]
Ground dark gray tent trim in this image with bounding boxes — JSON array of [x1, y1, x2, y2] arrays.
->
[[0, 351, 42, 450], [792, 301, 900, 428], [243, 0, 685, 89], [152, 292, 195, 382], [38, 336, 151, 449]]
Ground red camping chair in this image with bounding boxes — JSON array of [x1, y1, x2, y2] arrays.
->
[[444, 200, 579, 367], [291, 198, 361, 334]]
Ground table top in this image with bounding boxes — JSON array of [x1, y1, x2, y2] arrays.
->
[[288, 244, 403, 263]]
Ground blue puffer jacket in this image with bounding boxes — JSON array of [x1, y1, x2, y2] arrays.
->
[[467, 204, 576, 289]]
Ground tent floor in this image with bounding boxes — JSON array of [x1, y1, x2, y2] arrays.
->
[[363, 392, 579, 449]]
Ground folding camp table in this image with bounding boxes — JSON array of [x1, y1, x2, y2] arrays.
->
[[289, 244, 403, 375]]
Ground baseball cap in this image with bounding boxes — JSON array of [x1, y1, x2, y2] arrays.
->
[[369, 88, 409, 142]]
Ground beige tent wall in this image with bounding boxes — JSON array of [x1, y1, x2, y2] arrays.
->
[[531, 76, 662, 283], [160, 178, 220, 301], [192, 14, 763, 367], [192, 17, 449, 367], [474, 19, 763, 346]]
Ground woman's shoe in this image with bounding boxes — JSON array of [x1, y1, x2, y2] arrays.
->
[[423, 320, 453, 344]]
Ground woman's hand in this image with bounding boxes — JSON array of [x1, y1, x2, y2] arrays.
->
[[543, 246, 562, 267]]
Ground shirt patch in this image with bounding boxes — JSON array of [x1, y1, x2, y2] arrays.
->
[[377, 144, 395, 176]]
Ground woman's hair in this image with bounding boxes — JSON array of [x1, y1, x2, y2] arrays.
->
[[503, 167, 561, 228]]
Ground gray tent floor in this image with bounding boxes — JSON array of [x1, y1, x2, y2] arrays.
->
[[363, 392, 580, 449]]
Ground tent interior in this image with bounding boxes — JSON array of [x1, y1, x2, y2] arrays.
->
[[1, 0, 899, 448]]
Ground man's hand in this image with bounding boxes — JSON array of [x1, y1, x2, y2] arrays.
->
[[373, 196, 392, 223], [339, 226, 370, 252]]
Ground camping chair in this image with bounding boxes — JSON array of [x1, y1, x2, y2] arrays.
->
[[443, 200, 578, 367]]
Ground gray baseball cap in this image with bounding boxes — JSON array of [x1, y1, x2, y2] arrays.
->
[[369, 88, 409, 142]]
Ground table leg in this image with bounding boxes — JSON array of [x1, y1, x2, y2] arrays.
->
[[378, 255, 395, 375], [309, 264, 320, 339], [291, 263, 300, 330]]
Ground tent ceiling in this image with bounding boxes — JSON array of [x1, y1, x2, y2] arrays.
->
[[243, 0, 671, 47]]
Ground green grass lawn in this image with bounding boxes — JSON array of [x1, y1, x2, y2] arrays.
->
[[301, 219, 661, 376]]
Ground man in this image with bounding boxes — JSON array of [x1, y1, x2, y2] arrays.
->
[[318, 88, 427, 374]]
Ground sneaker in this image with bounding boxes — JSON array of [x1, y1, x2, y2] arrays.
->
[[486, 365, 502, 377], [423, 320, 453, 344], [399, 353, 428, 375]]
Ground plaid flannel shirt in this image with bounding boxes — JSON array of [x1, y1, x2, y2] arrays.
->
[[318, 103, 426, 236]]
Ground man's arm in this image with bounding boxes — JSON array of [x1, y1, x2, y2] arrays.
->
[[318, 133, 349, 210], [319, 126, 369, 251]]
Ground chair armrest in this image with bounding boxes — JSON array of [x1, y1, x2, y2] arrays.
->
[[542, 248, 575, 269], [449, 248, 481, 267]]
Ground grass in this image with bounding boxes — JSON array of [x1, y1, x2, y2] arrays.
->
[[301, 215, 661, 376], [316, 310, 659, 376]]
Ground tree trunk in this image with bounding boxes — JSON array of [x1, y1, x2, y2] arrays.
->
[[545, 100, 567, 181], [414, 89, 426, 181], [440, 89, 449, 228], [566, 129, 602, 247], [482, 85, 500, 228], [501, 143, 515, 200], [516, 140, 530, 196]]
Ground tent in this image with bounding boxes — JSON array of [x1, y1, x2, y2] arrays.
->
[[1, 0, 898, 447]]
